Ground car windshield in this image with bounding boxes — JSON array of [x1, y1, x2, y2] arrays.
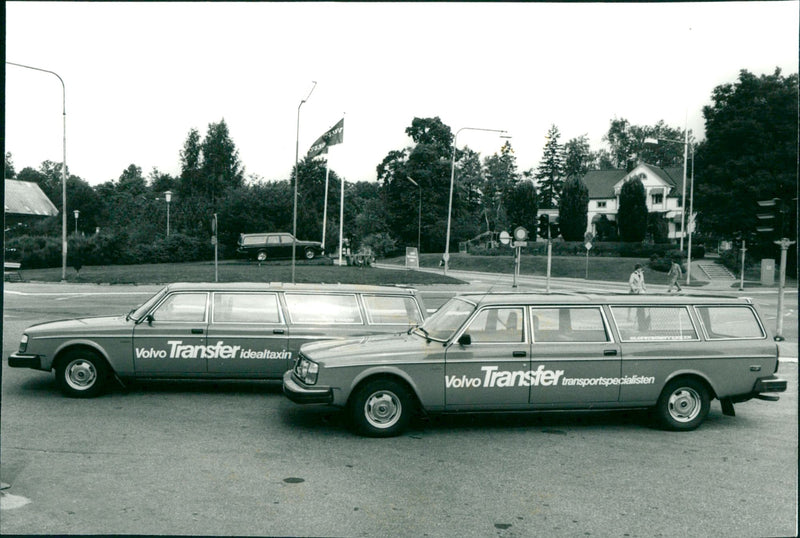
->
[[414, 297, 476, 342], [128, 287, 168, 321]]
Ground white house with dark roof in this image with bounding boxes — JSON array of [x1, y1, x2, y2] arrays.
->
[[580, 163, 687, 241], [4, 179, 59, 228]]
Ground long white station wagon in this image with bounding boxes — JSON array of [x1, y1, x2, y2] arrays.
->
[[8, 282, 426, 397], [283, 292, 787, 436]]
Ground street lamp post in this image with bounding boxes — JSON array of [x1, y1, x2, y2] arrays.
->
[[446, 127, 508, 275], [164, 190, 172, 236], [73, 210, 80, 235], [7, 61, 68, 281], [644, 135, 695, 281], [407, 176, 421, 253], [292, 81, 317, 284]]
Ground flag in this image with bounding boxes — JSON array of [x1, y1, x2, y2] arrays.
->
[[307, 118, 344, 158]]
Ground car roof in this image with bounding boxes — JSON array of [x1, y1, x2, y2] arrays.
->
[[452, 292, 753, 306], [162, 282, 419, 295]]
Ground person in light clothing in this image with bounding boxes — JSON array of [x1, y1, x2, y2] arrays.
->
[[667, 259, 683, 293], [629, 264, 646, 294]]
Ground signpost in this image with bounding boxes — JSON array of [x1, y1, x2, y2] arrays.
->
[[511, 227, 528, 288], [405, 246, 419, 269], [212, 214, 219, 282]]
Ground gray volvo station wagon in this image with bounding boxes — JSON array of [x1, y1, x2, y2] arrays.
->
[[8, 282, 426, 397], [284, 292, 787, 437]]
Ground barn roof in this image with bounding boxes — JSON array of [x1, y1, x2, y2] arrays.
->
[[4, 179, 59, 216]]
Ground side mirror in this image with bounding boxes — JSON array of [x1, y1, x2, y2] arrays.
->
[[458, 333, 471, 346]]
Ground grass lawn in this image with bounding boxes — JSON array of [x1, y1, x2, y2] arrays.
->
[[16, 259, 464, 286], [385, 253, 671, 285]]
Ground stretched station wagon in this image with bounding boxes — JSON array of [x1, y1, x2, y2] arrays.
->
[[283, 292, 787, 437], [8, 283, 426, 397]]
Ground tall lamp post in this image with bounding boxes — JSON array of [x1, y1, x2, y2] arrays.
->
[[164, 190, 172, 236], [7, 61, 68, 281], [292, 81, 317, 284], [644, 135, 694, 282], [407, 176, 422, 253], [73, 210, 80, 235], [445, 127, 508, 275]]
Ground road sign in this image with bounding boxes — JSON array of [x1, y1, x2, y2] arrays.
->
[[585, 242, 592, 250], [499, 231, 511, 245], [513, 241, 528, 248], [513, 226, 529, 241]]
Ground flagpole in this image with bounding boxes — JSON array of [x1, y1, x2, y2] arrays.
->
[[293, 81, 316, 284], [322, 158, 330, 250], [339, 175, 345, 267]]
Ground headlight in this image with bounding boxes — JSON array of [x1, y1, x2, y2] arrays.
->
[[18, 334, 29, 354], [294, 355, 319, 385]]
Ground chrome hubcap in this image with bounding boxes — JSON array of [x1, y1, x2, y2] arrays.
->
[[668, 388, 701, 423], [66, 359, 97, 390], [364, 391, 401, 429]]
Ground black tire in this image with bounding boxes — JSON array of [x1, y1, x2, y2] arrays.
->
[[654, 377, 710, 431], [348, 378, 413, 437], [56, 349, 109, 398], [304, 248, 316, 260], [256, 250, 268, 262]]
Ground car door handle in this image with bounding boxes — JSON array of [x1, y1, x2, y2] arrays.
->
[[273, 329, 285, 334], [603, 349, 617, 356], [191, 328, 204, 334], [512, 351, 527, 357]]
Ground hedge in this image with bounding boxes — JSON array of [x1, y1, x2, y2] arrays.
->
[[469, 240, 705, 260]]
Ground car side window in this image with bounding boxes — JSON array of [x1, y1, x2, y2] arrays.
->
[[213, 293, 282, 323], [267, 235, 281, 245], [610, 306, 697, 341], [284, 294, 363, 324], [695, 306, 765, 339], [280, 235, 294, 244], [363, 295, 423, 325], [531, 307, 609, 343], [153, 293, 208, 322], [464, 307, 524, 343]]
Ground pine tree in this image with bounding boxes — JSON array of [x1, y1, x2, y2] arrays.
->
[[534, 125, 565, 209]]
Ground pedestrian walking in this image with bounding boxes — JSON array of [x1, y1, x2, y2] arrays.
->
[[628, 264, 646, 294], [667, 258, 683, 293]]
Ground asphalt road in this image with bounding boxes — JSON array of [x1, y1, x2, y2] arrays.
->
[[1, 281, 797, 537]]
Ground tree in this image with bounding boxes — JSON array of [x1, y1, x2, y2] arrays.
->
[[534, 125, 565, 208], [695, 68, 798, 248], [200, 119, 245, 209], [617, 175, 648, 242], [503, 180, 538, 234], [483, 141, 520, 232], [563, 135, 594, 179], [602, 118, 685, 170], [558, 176, 589, 241], [178, 127, 203, 198]]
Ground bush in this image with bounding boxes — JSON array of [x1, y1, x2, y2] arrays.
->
[[361, 233, 398, 258]]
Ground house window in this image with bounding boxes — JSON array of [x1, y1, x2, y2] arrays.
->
[[596, 201, 607, 209], [651, 193, 663, 205]]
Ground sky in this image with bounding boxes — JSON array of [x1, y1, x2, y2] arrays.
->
[[5, 2, 799, 187]]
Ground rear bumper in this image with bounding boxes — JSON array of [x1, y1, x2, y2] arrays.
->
[[729, 375, 787, 403], [282, 371, 333, 404], [8, 353, 44, 370]]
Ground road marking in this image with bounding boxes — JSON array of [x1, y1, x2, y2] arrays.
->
[[0, 490, 31, 510], [5, 290, 153, 297]]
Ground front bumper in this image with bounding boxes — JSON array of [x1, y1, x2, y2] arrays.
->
[[282, 371, 333, 404], [8, 353, 44, 370]]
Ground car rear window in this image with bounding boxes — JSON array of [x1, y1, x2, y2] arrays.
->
[[610, 306, 697, 341], [695, 306, 765, 339], [363, 295, 423, 325], [284, 293, 363, 324], [213, 293, 282, 324]]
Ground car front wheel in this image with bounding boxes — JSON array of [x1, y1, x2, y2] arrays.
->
[[348, 378, 413, 437], [56, 349, 109, 398], [256, 250, 267, 262], [304, 248, 316, 260], [654, 377, 710, 431]]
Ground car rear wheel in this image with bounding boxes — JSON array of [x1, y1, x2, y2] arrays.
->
[[349, 378, 413, 437], [256, 250, 267, 262], [56, 349, 109, 398], [654, 377, 710, 431], [304, 248, 316, 260]]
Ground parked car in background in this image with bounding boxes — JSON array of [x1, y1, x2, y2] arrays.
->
[[237, 232, 324, 261], [8, 282, 426, 397], [284, 292, 787, 437]]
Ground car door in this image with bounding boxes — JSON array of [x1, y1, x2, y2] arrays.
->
[[528, 306, 621, 405], [206, 292, 290, 377], [132, 292, 209, 375], [444, 306, 530, 410]]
